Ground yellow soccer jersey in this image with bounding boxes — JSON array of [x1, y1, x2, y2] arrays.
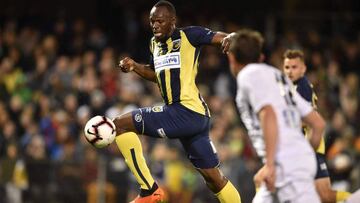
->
[[149, 27, 214, 116]]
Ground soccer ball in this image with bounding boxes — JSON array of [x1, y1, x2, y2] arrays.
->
[[84, 116, 116, 148]]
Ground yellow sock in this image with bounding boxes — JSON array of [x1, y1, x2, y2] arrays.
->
[[215, 181, 241, 203], [115, 132, 155, 190], [336, 191, 351, 202]]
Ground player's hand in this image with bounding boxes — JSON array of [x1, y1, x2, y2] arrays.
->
[[254, 165, 266, 189], [119, 57, 136, 73], [221, 32, 236, 53], [254, 163, 276, 193]]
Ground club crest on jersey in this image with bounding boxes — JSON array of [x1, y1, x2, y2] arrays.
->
[[134, 113, 142, 122], [152, 106, 163, 112], [172, 39, 181, 51]]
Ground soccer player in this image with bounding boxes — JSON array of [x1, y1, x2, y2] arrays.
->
[[227, 29, 325, 203], [113, 1, 241, 203], [283, 49, 351, 203]]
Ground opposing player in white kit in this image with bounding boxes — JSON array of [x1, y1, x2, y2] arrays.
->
[[225, 29, 326, 202]]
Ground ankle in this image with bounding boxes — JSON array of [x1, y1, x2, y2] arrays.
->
[[140, 182, 159, 197]]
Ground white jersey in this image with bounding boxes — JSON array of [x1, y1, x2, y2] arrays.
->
[[237, 63, 320, 202], [236, 63, 317, 184]]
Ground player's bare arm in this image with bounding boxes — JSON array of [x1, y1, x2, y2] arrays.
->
[[257, 105, 278, 192], [119, 57, 157, 82], [302, 111, 326, 150], [212, 31, 236, 53]]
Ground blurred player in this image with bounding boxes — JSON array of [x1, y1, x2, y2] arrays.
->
[[113, 1, 241, 203], [283, 49, 351, 203], [227, 29, 325, 203]]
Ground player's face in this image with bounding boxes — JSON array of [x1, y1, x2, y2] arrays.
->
[[150, 6, 175, 42], [283, 58, 306, 82]]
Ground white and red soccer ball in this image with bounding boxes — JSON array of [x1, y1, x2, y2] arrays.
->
[[84, 116, 116, 148]]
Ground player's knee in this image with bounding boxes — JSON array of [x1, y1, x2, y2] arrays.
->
[[112, 116, 124, 135], [113, 115, 132, 135]]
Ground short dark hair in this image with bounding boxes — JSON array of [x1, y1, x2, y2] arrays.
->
[[154, 1, 176, 16], [229, 29, 264, 64], [283, 49, 305, 62]]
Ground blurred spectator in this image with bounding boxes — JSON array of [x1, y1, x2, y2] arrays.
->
[[0, 143, 28, 203], [24, 135, 52, 203], [55, 138, 86, 203], [83, 146, 116, 203], [106, 143, 131, 203]]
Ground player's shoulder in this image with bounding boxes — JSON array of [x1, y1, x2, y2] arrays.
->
[[296, 76, 313, 93], [237, 63, 278, 89], [181, 26, 210, 32], [178, 26, 215, 47], [180, 26, 214, 39], [295, 76, 314, 102], [149, 36, 156, 52], [296, 76, 312, 88], [149, 36, 156, 46], [239, 63, 278, 79]]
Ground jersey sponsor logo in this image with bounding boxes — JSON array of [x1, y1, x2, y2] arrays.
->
[[157, 128, 167, 138], [152, 106, 163, 112], [154, 53, 181, 73], [134, 113, 142, 122], [172, 39, 181, 51]]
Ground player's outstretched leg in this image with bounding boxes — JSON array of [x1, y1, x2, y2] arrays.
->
[[113, 113, 166, 203], [198, 168, 241, 203], [181, 128, 241, 203]]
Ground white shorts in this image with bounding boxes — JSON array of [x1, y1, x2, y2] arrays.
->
[[253, 180, 320, 203], [253, 154, 319, 203], [346, 189, 360, 203]]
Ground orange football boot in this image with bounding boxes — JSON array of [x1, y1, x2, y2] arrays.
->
[[130, 187, 167, 203]]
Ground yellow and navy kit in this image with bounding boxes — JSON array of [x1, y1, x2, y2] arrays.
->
[[130, 26, 220, 169], [294, 76, 318, 109], [294, 76, 325, 154], [149, 26, 214, 116], [295, 76, 329, 179]]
